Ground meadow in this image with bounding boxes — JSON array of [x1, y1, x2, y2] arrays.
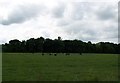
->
[[2, 53, 118, 81]]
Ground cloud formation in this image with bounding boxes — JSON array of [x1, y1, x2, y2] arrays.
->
[[97, 6, 117, 21], [52, 3, 66, 18], [0, 4, 45, 25], [0, 0, 118, 44]]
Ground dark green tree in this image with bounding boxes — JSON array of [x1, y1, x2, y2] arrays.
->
[[8, 39, 21, 52], [26, 38, 35, 53], [34, 37, 44, 52]]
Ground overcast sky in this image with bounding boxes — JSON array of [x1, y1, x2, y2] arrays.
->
[[0, 0, 118, 44]]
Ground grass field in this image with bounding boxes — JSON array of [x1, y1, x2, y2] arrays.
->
[[2, 53, 118, 81]]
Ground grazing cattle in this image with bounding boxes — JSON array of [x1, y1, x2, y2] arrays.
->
[[54, 53, 57, 56], [42, 53, 44, 56], [49, 53, 52, 55], [66, 53, 70, 56], [80, 53, 82, 55]]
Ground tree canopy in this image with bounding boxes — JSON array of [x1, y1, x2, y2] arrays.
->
[[2, 37, 120, 54]]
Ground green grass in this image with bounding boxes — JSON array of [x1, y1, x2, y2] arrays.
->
[[2, 53, 118, 81]]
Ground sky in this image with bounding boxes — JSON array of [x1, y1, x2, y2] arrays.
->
[[0, 0, 119, 44]]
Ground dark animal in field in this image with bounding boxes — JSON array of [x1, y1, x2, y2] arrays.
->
[[79, 53, 82, 55], [42, 53, 44, 56], [54, 53, 57, 56], [49, 53, 52, 55], [66, 53, 70, 56]]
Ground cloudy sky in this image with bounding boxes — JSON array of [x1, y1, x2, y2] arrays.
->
[[0, 0, 118, 44]]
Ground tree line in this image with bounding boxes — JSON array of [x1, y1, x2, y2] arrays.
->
[[2, 37, 120, 54]]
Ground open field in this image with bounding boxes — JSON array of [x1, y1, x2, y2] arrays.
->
[[2, 53, 118, 81]]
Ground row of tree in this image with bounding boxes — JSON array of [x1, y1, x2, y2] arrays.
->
[[2, 37, 120, 54]]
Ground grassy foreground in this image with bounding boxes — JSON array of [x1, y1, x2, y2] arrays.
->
[[2, 53, 118, 81]]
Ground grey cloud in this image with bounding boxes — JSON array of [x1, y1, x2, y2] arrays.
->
[[71, 9, 84, 20], [70, 2, 94, 21], [60, 18, 117, 42], [70, 2, 87, 20], [52, 3, 66, 18], [71, 3, 117, 21], [103, 25, 118, 39], [1, 4, 45, 25], [0, 2, 118, 43], [62, 21, 98, 41], [55, 2, 94, 27], [41, 31, 51, 38], [56, 19, 72, 26], [97, 6, 116, 21], [54, 2, 117, 43]]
